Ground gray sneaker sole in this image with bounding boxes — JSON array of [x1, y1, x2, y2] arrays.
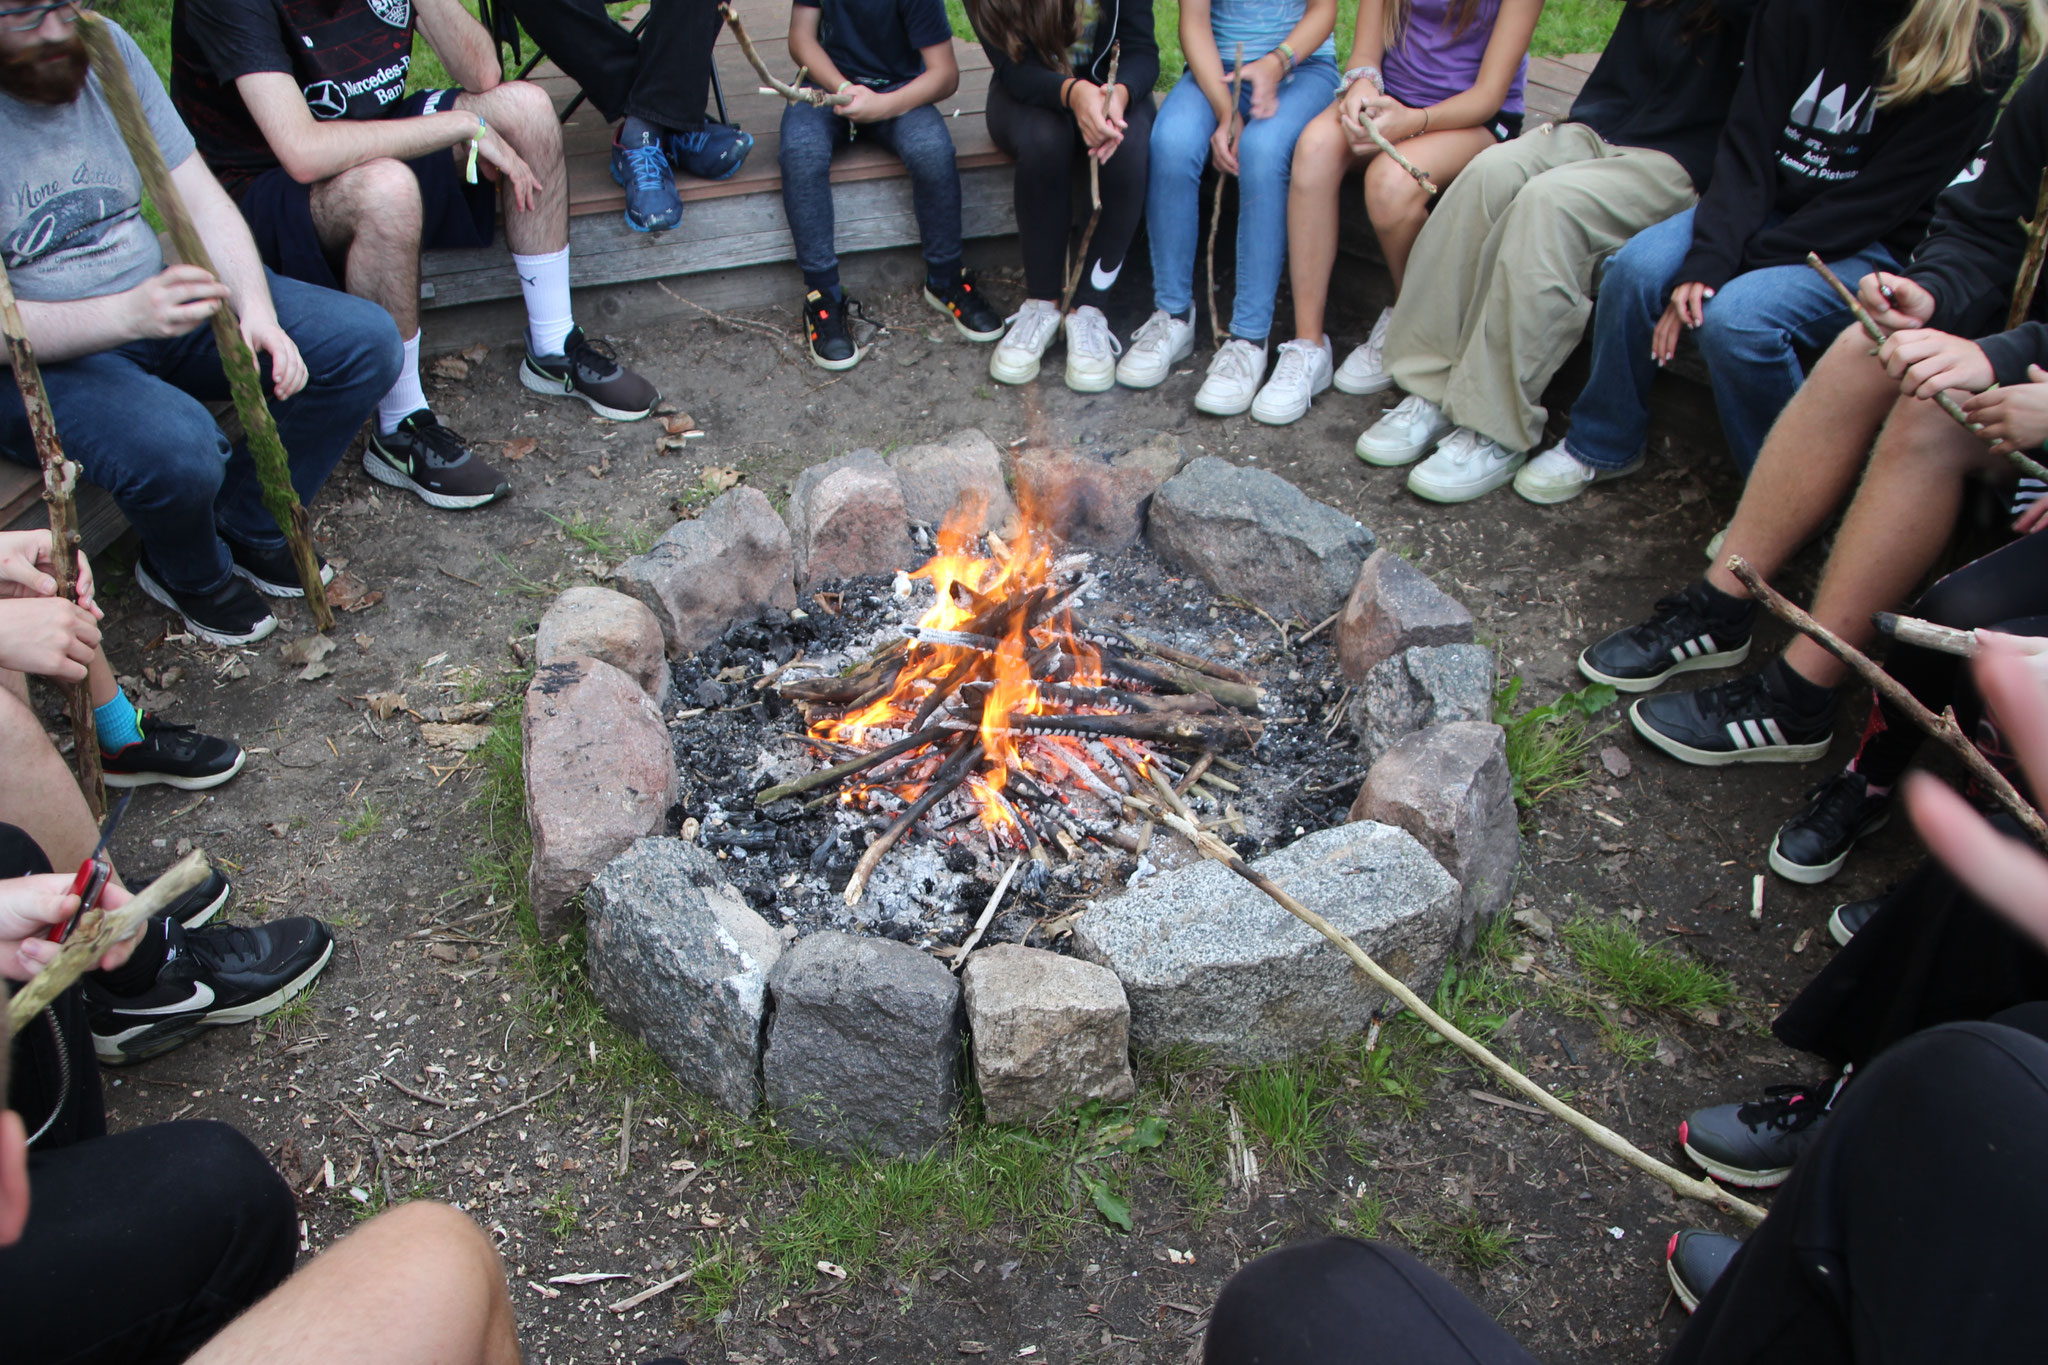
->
[[519, 357, 654, 421], [362, 448, 504, 511]]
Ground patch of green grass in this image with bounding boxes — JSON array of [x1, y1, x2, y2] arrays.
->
[[548, 511, 653, 562], [1396, 1209, 1519, 1270], [682, 1245, 755, 1324], [538, 1183, 580, 1238], [340, 797, 384, 843], [1560, 914, 1736, 1015], [1229, 1059, 1335, 1178], [1493, 675, 1619, 812]]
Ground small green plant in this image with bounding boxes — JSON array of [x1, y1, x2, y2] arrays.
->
[[1493, 676, 1619, 810], [339, 797, 383, 842], [682, 1246, 754, 1324], [1561, 914, 1737, 1014], [1229, 1060, 1334, 1178], [1396, 1210, 1519, 1270], [973, 383, 995, 400], [548, 511, 653, 561], [538, 1184, 579, 1238]]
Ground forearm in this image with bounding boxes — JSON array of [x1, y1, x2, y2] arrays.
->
[[884, 64, 958, 113], [177, 159, 274, 326], [1181, 29, 1232, 116], [11, 294, 141, 365], [279, 110, 476, 184], [1276, 0, 1336, 66]]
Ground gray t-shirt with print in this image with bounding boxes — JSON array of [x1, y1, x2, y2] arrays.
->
[[0, 19, 196, 303]]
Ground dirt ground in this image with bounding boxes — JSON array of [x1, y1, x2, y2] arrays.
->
[[62, 260, 1941, 1365]]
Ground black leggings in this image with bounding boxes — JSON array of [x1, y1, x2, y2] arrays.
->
[[1853, 530, 2048, 789], [984, 81, 1153, 307], [1205, 1008, 2048, 1364], [510, 0, 723, 131]]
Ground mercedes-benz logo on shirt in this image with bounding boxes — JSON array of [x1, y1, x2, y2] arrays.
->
[[304, 79, 348, 118]]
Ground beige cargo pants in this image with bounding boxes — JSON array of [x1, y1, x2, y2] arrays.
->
[[1384, 121, 1697, 454]]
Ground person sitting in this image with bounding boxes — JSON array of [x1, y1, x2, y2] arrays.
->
[[500, 0, 753, 232], [1577, 58, 2048, 770], [1245, 0, 1542, 427], [779, 0, 1004, 371], [1112, 0, 1339, 413], [970, 0, 1157, 392], [170, 0, 661, 512], [1515, 0, 2032, 507], [0, 6, 398, 648], [1354, 0, 1756, 504]]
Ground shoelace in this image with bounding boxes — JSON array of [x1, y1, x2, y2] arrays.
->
[[1630, 589, 1723, 650], [1131, 313, 1179, 353], [1212, 340, 1259, 381], [1068, 309, 1121, 359], [1004, 304, 1059, 352], [407, 412, 474, 468], [1798, 770, 1877, 827], [1734, 1080, 1838, 1132], [565, 331, 624, 381], [1432, 428, 1491, 467], [1385, 392, 1436, 426], [1269, 342, 1314, 386], [620, 142, 669, 194]]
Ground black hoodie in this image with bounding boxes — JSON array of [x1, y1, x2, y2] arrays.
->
[[1679, 0, 2014, 291], [1567, 0, 1761, 190], [979, 0, 1158, 111]]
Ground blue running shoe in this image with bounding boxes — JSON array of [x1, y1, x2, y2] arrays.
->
[[610, 129, 682, 232], [669, 122, 754, 181]]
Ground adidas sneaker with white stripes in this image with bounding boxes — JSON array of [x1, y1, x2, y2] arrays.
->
[[1578, 581, 1755, 693], [1629, 672, 1834, 767]]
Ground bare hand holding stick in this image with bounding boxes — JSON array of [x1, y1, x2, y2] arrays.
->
[[1340, 92, 1438, 196], [720, 4, 852, 106]]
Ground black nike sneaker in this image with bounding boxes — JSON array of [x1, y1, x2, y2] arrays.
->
[[802, 289, 864, 371], [134, 555, 276, 648], [1578, 580, 1755, 693], [136, 866, 233, 929], [925, 270, 1005, 342], [521, 327, 658, 421], [228, 537, 335, 599], [1665, 1229, 1741, 1313], [1632, 670, 1834, 767], [87, 916, 335, 1065], [102, 716, 246, 791], [1829, 897, 1881, 946], [1679, 1074, 1843, 1188], [366, 410, 511, 510], [1768, 769, 1890, 884]]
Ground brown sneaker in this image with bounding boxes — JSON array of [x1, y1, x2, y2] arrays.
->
[[520, 327, 658, 421], [365, 410, 511, 510]]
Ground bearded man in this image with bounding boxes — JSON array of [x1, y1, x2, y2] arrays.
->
[[0, 2, 397, 646]]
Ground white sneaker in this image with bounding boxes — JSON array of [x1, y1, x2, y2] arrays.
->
[[1333, 308, 1394, 395], [989, 299, 1062, 385], [1116, 310, 1195, 389], [1194, 339, 1268, 416], [1407, 427, 1526, 503], [1250, 337, 1334, 425], [1063, 305, 1121, 393], [1513, 443, 1644, 505], [1356, 393, 1451, 466]]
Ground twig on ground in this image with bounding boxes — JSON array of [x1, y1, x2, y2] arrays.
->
[[1296, 609, 1342, 645], [1725, 554, 2048, 850], [380, 1070, 450, 1108], [719, 4, 851, 106], [420, 1077, 569, 1152], [1060, 42, 1121, 313], [2010, 167, 2048, 332], [1205, 45, 1246, 351], [608, 1268, 694, 1313], [952, 856, 1024, 970], [653, 279, 795, 344], [616, 1096, 634, 1177], [7, 852, 208, 1031]]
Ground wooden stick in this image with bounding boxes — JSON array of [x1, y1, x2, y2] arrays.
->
[[1806, 253, 2048, 484], [1060, 42, 1121, 314], [1358, 117, 1437, 196], [1872, 610, 1976, 657], [78, 16, 333, 627], [2009, 167, 2048, 333], [419, 1076, 569, 1152], [843, 738, 984, 904], [0, 258, 104, 816], [753, 720, 950, 805], [8, 851, 209, 1033], [719, 4, 852, 106], [1121, 795, 1768, 1226], [1725, 554, 2048, 851], [951, 855, 1023, 970], [1205, 45, 1246, 351]]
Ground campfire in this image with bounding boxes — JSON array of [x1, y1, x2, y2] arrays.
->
[[761, 498, 1268, 904]]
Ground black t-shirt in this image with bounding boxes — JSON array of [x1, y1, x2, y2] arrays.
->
[[793, 0, 951, 92], [171, 0, 415, 192]]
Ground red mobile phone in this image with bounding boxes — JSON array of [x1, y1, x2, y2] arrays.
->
[[50, 855, 112, 943]]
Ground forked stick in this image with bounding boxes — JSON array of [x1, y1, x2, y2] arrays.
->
[[1351, 115, 1436, 195], [1121, 793, 1767, 1225], [8, 851, 209, 1033], [1806, 253, 2048, 484], [1204, 46, 1246, 351], [1059, 41, 1122, 314], [2008, 167, 2048, 333], [719, 4, 852, 107], [1725, 555, 2048, 852]]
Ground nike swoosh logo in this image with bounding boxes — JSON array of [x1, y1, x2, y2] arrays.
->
[[113, 981, 216, 1015], [1090, 260, 1122, 291]]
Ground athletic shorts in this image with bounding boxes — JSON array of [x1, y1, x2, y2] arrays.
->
[[233, 88, 499, 293]]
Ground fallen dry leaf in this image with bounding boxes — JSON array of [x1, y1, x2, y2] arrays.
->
[[279, 635, 336, 668], [460, 343, 490, 365], [502, 436, 538, 461], [430, 354, 469, 381], [1599, 745, 1633, 778], [364, 691, 408, 720], [815, 1260, 847, 1280], [435, 700, 494, 723], [702, 465, 742, 492], [661, 414, 695, 434], [295, 660, 333, 682], [325, 571, 381, 613], [427, 942, 461, 963], [419, 722, 492, 752]]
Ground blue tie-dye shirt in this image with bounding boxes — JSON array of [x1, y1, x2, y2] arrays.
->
[[1209, 0, 1335, 66]]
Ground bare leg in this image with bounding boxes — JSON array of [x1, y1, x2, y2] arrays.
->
[[189, 1202, 520, 1365], [455, 82, 569, 256], [308, 159, 426, 340], [1287, 106, 1369, 343], [0, 672, 102, 872], [1785, 400, 2007, 687], [1705, 324, 1904, 599], [1364, 126, 1496, 285]]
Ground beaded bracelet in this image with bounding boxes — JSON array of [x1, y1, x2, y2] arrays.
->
[[1274, 40, 1296, 73]]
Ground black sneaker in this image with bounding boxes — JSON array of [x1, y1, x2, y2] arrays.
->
[[1768, 770, 1891, 884], [365, 410, 511, 510], [1665, 1229, 1740, 1313], [86, 916, 334, 1065], [1829, 897, 1880, 946], [802, 289, 865, 371], [136, 866, 233, 929], [1679, 1074, 1842, 1188], [102, 716, 246, 790], [925, 271, 1005, 342], [134, 556, 276, 647], [521, 327, 658, 421], [227, 538, 335, 599], [1632, 671, 1834, 767], [1578, 581, 1754, 693]]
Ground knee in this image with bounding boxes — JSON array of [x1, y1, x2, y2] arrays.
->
[[1150, 115, 1211, 173], [338, 159, 423, 238], [1363, 156, 1426, 223], [303, 292, 403, 391], [486, 79, 561, 150], [367, 1202, 505, 1306], [1291, 118, 1345, 192], [777, 114, 832, 174], [898, 117, 958, 177], [1234, 130, 1291, 193], [1009, 117, 1071, 176], [1694, 304, 1782, 366]]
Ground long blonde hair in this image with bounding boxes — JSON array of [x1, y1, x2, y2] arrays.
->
[[1382, 0, 1488, 46], [1881, 0, 2048, 106]]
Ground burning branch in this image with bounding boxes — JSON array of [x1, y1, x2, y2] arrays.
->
[[719, 4, 852, 107], [843, 738, 985, 905]]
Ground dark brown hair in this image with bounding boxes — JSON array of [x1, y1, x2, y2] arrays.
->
[[965, 0, 1085, 73]]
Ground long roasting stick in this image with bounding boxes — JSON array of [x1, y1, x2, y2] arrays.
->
[[1725, 555, 2048, 851], [1205, 46, 1246, 351], [8, 851, 209, 1032], [2009, 167, 2048, 333], [719, 4, 852, 107], [78, 15, 333, 628], [1806, 253, 2048, 484], [0, 258, 104, 816], [1059, 41, 1121, 313]]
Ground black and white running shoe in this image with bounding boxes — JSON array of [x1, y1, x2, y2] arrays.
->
[[228, 538, 335, 599], [1632, 672, 1834, 766], [134, 556, 276, 647], [1578, 581, 1754, 693], [1665, 1230, 1741, 1313], [1679, 1074, 1843, 1188], [366, 410, 511, 511], [102, 717, 246, 791], [521, 328, 658, 422], [1768, 769, 1890, 884], [136, 866, 233, 929], [87, 917, 334, 1065]]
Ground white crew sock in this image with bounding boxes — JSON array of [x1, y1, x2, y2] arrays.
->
[[514, 247, 574, 356], [377, 332, 427, 435]]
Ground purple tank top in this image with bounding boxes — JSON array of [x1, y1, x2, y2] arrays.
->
[[1379, 0, 1527, 115]]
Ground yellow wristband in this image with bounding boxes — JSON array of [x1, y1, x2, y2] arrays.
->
[[465, 115, 483, 184]]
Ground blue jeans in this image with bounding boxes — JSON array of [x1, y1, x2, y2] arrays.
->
[[779, 100, 963, 288], [1147, 58, 1339, 342], [1565, 207, 1897, 474], [0, 272, 399, 594]]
